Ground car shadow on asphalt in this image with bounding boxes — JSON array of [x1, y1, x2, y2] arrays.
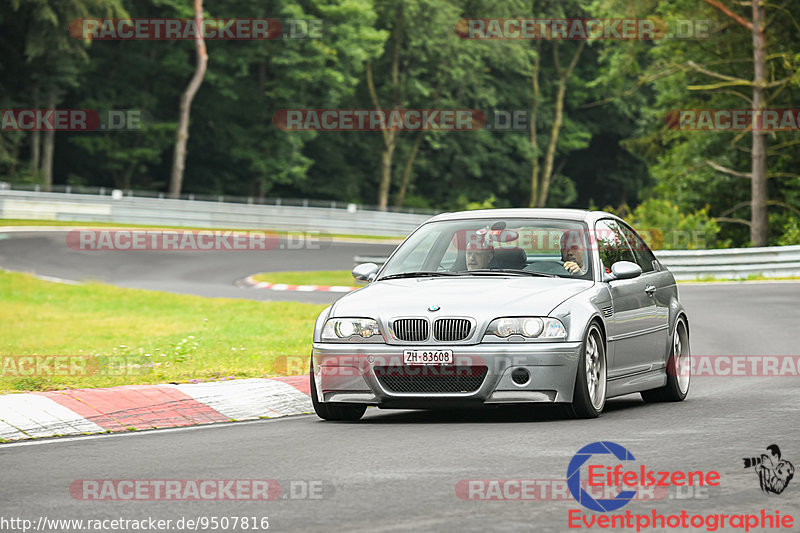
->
[[352, 396, 649, 424]]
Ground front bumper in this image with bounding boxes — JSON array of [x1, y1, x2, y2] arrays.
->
[[311, 342, 582, 408]]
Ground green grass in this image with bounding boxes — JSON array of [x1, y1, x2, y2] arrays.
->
[[0, 270, 325, 393], [0, 218, 404, 241], [252, 270, 358, 287]]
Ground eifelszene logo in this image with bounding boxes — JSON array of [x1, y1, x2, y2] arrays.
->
[[744, 444, 794, 495], [567, 441, 721, 512]]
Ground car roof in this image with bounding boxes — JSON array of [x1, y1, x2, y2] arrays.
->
[[427, 208, 618, 224]]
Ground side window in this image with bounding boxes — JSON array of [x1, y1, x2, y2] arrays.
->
[[619, 223, 657, 273], [594, 220, 635, 273]]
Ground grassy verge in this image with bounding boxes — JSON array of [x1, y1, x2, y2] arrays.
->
[[0, 270, 324, 393], [0, 218, 404, 242], [252, 270, 358, 287]]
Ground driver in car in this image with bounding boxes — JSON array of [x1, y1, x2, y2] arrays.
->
[[560, 229, 587, 275], [466, 229, 494, 271]]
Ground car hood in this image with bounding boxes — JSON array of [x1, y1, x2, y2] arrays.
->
[[332, 276, 594, 318]]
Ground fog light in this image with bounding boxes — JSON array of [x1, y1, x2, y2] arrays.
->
[[511, 367, 530, 385]]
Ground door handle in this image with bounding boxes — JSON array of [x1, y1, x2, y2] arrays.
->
[[645, 285, 657, 297]]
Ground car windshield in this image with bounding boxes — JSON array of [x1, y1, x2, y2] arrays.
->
[[378, 218, 593, 280]]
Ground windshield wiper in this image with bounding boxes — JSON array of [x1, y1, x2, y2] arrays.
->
[[464, 269, 557, 278], [378, 271, 462, 281]]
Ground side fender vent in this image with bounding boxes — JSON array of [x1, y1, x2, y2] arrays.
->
[[601, 305, 614, 318]]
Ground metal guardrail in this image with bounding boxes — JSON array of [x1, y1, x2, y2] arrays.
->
[[0, 182, 438, 215], [655, 246, 800, 280], [355, 245, 800, 280], [0, 190, 432, 237]]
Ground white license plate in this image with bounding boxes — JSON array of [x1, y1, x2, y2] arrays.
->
[[403, 349, 453, 365]]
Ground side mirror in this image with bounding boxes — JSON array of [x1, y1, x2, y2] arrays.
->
[[607, 261, 642, 281], [352, 263, 379, 283]]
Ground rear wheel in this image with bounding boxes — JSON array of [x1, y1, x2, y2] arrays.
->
[[310, 363, 367, 421], [641, 317, 690, 403], [566, 323, 606, 419]]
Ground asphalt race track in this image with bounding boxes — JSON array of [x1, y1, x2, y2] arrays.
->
[[1, 230, 799, 532], [0, 230, 398, 304]]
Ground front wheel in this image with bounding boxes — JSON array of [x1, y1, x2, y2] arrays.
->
[[309, 363, 367, 421], [641, 317, 690, 403], [566, 323, 607, 419]]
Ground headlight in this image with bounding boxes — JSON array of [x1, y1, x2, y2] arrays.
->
[[485, 317, 566, 340], [322, 318, 382, 341]]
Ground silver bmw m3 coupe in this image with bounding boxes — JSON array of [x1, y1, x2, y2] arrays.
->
[[310, 209, 690, 420]]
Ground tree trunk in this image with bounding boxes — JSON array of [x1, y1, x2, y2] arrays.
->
[[258, 62, 266, 95], [367, 14, 402, 211], [366, 55, 399, 211], [394, 71, 444, 209], [169, 0, 208, 199], [8, 139, 20, 180], [30, 129, 41, 180], [528, 42, 541, 207], [41, 89, 56, 192], [537, 81, 567, 207], [750, 0, 768, 246], [394, 131, 423, 207], [121, 133, 141, 190], [378, 133, 397, 209], [30, 85, 40, 180], [536, 41, 584, 207]]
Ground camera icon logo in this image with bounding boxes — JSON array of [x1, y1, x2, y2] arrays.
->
[[743, 444, 794, 495]]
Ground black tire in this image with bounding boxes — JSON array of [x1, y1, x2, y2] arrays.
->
[[566, 323, 607, 419], [310, 363, 367, 421], [641, 317, 690, 403]]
